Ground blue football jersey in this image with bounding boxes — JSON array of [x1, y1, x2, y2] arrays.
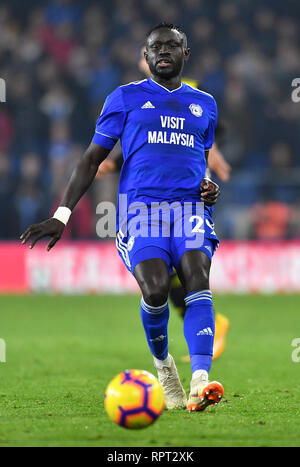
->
[[92, 78, 218, 231]]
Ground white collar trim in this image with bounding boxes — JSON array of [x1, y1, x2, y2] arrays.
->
[[149, 78, 183, 93]]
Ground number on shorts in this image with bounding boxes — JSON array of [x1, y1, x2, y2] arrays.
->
[[189, 215, 204, 233]]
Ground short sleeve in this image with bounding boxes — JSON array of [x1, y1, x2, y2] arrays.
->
[[203, 97, 218, 151], [92, 87, 126, 150]]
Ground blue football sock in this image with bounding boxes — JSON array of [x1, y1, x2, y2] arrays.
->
[[183, 290, 215, 374], [140, 297, 169, 361]]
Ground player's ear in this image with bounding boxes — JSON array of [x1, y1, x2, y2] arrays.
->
[[144, 49, 149, 63], [184, 48, 191, 62]]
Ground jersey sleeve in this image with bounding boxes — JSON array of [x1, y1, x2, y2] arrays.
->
[[92, 87, 126, 150], [203, 97, 218, 151]]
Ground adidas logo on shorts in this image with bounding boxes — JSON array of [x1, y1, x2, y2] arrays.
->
[[141, 101, 155, 109]]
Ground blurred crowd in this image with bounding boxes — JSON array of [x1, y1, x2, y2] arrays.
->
[[0, 0, 300, 240]]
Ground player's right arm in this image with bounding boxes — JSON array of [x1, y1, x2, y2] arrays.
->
[[20, 142, 110, 250], [20, 86, 126, 251]]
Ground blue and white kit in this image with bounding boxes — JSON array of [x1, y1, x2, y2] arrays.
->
[[92, 78, 219, 274]]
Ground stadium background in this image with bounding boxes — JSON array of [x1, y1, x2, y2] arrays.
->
[[0, 0, 300, 294]]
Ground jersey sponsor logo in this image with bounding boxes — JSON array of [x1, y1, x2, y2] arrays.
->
[[160, 115, 185, 130], [148, 130, 194, 147], [147, 114, 194, 147], [189, 103, 203, 117], [141, 101, 155, 109]]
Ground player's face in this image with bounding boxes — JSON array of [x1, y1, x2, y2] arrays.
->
[[145, 28, 190, 80]]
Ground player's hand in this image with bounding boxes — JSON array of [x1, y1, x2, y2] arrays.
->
[[96, 159, 117, 178], [20, 218, 65, 251], [200, 178, 220, 206]]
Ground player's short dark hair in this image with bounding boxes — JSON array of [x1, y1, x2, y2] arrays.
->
[[145, 22, 188, 48]]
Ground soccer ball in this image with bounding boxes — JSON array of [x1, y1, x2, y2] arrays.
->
[[104, 369, 165, 429]]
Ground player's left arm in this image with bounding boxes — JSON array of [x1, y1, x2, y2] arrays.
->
[[200, 149, 220, 206]]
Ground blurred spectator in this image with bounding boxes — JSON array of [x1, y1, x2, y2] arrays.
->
[[13, 152, 49, 235], [44, 0, 82, 27], [0, 108, 13, 152], [87, 56, 121, 104], [37, 21, 79, 68], [269, 142, 293, 171], [48, 119, 74, 199], [250, 202, 294, 240], [9, 73, 41, 153], [48, 119, 72, 162], [0, 152, 17, 237], [39, 82, 75, 121]]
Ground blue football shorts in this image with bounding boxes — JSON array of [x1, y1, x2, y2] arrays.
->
[[116, 201, 219, 275]]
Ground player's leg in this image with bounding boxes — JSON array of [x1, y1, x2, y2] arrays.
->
[[169, 276, 229, 363], [177, 250, 214, 375], [134, 257, 187, 409], [169, 270, 186, 319], [134, 257, 171, 361], [177, 249, 224, 411]]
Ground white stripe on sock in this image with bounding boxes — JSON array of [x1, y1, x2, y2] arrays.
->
[[141, 297, 168, 314], [184, 290, 212, 305]]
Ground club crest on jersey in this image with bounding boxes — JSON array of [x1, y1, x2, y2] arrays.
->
[[189, 103, 203, 117]]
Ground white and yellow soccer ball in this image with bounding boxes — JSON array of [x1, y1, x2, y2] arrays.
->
[[104, 369, 165, 429]]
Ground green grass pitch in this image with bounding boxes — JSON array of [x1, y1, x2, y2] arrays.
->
[[0, 294, 299, 447]]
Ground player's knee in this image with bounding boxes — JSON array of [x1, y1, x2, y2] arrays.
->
[[134, 259, 170, 306], [141, 276, 169, 307], [143, 290, 168, 307]]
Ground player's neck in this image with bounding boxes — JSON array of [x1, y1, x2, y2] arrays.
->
[[150, 74, 182, 91]]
